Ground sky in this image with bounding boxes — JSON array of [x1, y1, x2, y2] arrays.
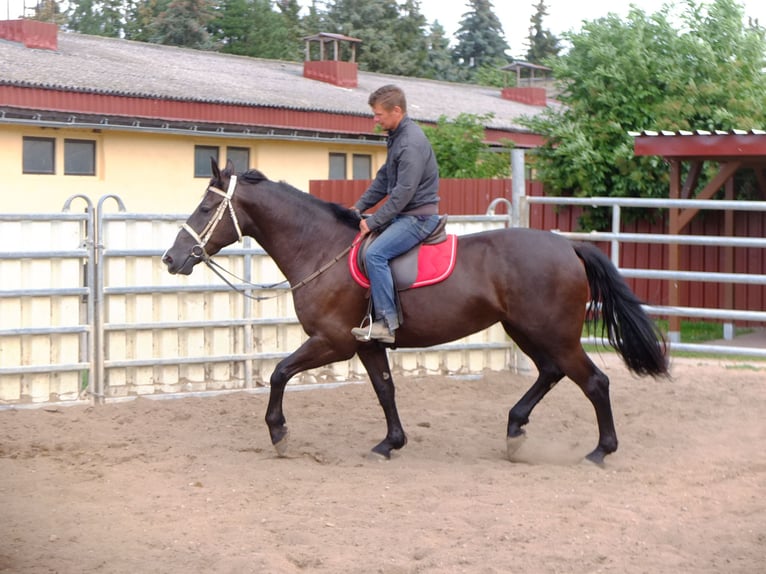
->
[[3, 0, 766, 59]]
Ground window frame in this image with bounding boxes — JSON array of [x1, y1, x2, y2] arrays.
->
[[329, 152, 347, 180], [352, 153, 372, 180], [194, 145, 220, 178], [226, 146, 250, 173], [64, 138, 96, 176]]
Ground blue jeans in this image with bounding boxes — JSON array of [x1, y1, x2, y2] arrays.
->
[[365, 214, 440, 330]]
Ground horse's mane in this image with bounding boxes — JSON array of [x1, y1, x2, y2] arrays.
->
[[235, 169, 360, 230]]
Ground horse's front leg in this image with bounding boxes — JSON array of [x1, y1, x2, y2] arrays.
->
[[357, 345, 407, 458], [265, 336, 351, 456]]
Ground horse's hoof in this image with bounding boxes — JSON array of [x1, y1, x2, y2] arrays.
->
[[366, 449, 390, 462], [370, 443, 392, 460], [584, 448, 607, 467], [506, 431, 527, 461], [273, 430, 290, 458]]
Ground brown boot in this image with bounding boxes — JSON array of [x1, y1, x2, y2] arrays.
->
[[351, 320, 395, 343]]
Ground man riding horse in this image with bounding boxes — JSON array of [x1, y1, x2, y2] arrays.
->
[[351, 84, 441, 344]]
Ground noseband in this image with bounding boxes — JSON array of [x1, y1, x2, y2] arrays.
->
[[182, 175, 243, 261]]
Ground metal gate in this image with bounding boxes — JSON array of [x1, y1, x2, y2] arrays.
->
[[0, 197, 512, 406], [3, 188, 765, 407]]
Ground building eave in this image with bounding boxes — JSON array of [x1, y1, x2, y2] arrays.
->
[[0, 105, 387, 145]]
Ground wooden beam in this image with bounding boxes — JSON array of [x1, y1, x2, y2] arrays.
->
[[755, 167, 766, 200], [677, 161, 742, 231], [680, 160, 702, 199]]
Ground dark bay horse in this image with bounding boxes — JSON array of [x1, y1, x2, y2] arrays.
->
[[163, 160, 668, 465]]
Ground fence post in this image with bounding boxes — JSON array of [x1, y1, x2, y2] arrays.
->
[[509, 149, 533, 373], [95, 195, 127, 404], [511, 149, 527, 228], [62, 194, 96, 402]]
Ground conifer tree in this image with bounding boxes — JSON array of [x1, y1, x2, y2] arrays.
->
[[150, 0, 214, 49], [525, 0, 560, 63], [453, 0, 509, 80], [422, 21, 458, 81]]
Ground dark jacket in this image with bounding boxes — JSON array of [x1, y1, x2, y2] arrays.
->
[[355, 115, 439, 230]]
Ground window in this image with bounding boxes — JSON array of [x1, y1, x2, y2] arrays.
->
[[64, 139, 96, 176], [329, 153, 346, 180], [352, 154, 372, 180], [227, 147, 250, 173], [194, 145, 219, 177], [23, 137, 55, 174]]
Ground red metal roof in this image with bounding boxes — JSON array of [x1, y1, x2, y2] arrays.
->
[[631, 129, 766, 162]]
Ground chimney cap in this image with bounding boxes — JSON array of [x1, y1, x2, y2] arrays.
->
[[302, 32, 362, 44], [500, 61, 552, 73]]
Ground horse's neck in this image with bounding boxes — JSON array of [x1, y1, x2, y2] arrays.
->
[[241, 186, 352, 283]]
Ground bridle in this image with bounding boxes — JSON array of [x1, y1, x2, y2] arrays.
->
[[182, 175, 243, 261], [173, 174, 361, 301]]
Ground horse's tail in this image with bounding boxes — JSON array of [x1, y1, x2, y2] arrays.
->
[[573, 242, 669, 378]]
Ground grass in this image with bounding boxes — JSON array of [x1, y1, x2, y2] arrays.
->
[[583, 319, 765, 362]]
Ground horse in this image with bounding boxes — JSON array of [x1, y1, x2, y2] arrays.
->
[[162, 160, 668, 465]]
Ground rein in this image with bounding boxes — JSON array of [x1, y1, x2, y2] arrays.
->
[[181, 174, 361, 301], [203, 240, 359, 302]]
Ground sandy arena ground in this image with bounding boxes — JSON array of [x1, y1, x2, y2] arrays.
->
[[1, 353, 764, 573]]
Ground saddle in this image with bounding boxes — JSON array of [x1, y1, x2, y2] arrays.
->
[[349, 216, 457, 291]]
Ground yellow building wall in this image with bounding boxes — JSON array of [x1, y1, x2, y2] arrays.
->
[[0, 125, 386, 214]]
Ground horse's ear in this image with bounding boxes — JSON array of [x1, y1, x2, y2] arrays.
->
[[211, 157, 221, 181], [225, 159, 235, 175]]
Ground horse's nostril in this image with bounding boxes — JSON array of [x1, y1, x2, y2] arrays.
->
[[162, 254, 173, 265]]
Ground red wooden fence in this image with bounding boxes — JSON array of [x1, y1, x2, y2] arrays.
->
[[310, 178, 766, 315], [309, 178, 529, 215]]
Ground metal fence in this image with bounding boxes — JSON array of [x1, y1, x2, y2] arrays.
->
[[0, 197, 512, 406], [3, 189, 766, 407], [515, 194, 766, 358]]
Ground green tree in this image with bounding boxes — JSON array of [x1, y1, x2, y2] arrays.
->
[[392, 0, 429, 76], [211, 0, 293, 59], [275, 0, 306, 60], [422, 113, 511, 178], [68, 0, 125, 37], [453, 0, 509, 81], [525, 0, 560, 64], [321, 0, 428, 76], [150, 0, 214, 48], [520, 0, 766, 229], [422, 21, 458, 81], [125, 0, 171, 42]]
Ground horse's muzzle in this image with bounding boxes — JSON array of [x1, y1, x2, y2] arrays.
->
[[162, 251, 195, 275]]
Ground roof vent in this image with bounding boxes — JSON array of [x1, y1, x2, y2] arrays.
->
[[500, 62, 552, 107], [302, 33, 362, 88], [0, 19, 58, 50]]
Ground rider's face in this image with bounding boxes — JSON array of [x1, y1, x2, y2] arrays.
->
[[371, 104, 403, 132]]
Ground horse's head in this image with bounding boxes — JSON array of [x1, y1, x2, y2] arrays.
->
[[163, 159, 243, 275]]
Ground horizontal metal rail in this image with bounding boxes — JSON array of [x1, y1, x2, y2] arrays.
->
[[521, 194, 766, 357]]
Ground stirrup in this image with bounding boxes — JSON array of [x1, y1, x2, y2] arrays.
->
[[355, 312, 374, 340]]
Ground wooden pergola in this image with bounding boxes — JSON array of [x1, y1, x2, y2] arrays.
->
[[632, 129, 766, 337], [500, 61, 552, 87]]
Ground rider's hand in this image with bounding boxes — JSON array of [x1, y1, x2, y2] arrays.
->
[[359, 218, 370, 236]]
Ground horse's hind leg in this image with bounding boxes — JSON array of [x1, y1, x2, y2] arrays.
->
[[357, 345, 407, 458], [503, 323, 617, 465], [506, 357, 565, 459], [559, 350, 618, 465]]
